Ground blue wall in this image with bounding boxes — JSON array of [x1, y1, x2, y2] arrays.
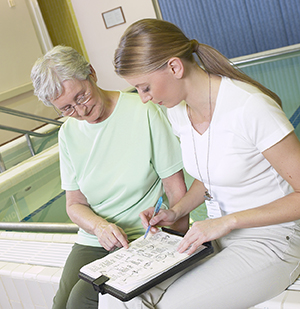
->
[[158, 0, 300, 58]]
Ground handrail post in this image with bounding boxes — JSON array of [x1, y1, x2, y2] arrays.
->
[[0, 153, 6, 173], [25, 133, 35, 156], [10, 195, 22, 222]]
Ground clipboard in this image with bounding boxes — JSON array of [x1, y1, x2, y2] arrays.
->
[[79, 227, 213, 302]]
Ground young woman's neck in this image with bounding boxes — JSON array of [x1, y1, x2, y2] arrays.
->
[[185, 65, 221, 133]]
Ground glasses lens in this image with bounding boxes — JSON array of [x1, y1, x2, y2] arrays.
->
[[62, 107, 75, 116], [77, 92, 91, 105], [59, 91, 91, 117]]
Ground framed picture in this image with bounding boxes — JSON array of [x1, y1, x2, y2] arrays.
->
[[102, 6, 126, 29]]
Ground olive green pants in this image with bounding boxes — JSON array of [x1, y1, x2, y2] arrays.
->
[[52, 243, 109, 309]]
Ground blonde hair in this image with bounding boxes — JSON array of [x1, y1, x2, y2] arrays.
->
[[114, 19, 281, 106]]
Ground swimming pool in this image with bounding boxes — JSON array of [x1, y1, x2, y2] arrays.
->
[[0, 143, 70, 224], [0, 117, 72, 224]]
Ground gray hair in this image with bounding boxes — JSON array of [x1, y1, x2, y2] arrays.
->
[[31, 45, 91, 106]]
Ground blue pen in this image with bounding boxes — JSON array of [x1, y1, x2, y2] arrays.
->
[[144, 196, 163, 239]]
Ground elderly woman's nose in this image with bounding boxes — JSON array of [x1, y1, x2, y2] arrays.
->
[[74, 104, 88, 116]]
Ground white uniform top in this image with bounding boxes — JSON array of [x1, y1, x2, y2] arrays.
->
[[168, 77, 295, 223]]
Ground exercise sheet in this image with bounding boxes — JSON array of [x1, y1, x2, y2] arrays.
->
[[80, 230, 206, 293]]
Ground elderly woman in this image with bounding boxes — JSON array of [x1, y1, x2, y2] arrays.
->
[[99, 18, 300, 309], [31, 45, 188, 309]]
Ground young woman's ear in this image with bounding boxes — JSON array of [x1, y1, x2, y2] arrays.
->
[[89, 65, 98, 82], [167, 57, 184, 79]]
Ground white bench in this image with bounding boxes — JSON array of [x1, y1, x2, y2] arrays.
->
[[0, 231, 76, 309]]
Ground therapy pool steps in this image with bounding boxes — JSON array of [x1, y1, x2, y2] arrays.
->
[[0, 231, 77, 309]]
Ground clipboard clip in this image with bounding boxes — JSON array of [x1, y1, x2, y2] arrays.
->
[[92, 275, 110, 294]]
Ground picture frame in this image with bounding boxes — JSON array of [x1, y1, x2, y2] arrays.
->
[[102, 6, 126, 29]]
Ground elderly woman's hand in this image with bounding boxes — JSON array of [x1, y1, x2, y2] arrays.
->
[[94, 221, 129, 251]]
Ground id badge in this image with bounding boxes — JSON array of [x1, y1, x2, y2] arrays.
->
[[205, 200, 222, 218]]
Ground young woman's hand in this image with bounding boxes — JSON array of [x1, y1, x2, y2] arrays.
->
[[139, 208, 178, 233], [178, 216, 233, 255]]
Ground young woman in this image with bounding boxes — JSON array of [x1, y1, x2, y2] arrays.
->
[[100, 18, 300, 308]]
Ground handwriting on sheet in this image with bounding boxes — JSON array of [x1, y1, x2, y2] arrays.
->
[[84, 232, 187, 288]]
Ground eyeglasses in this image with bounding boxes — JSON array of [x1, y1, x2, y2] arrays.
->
[[53, 91, 92, 117]]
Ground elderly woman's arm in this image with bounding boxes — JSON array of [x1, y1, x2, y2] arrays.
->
[[66, 190, 128, 251]]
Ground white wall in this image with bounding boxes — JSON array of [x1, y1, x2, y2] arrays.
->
[[0, 0, 57, 145], [0, 0, 42, 96], [71, 0, 158, 91]]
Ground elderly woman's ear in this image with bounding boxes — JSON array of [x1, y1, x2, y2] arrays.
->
[[89, 65, 97, 82]]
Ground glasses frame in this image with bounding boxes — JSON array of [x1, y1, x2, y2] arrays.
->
[[53, 90, 93, 117]]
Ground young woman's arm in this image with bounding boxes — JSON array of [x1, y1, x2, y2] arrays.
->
[[178, 131, 300, 254]]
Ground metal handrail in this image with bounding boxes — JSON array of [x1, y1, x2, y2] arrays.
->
[[0, 106, 62, 126], [0, 222, 78, 233], [0, 105, 62, 138], [232, 45, 300, 67], [0, 106, 63, 161], [0, 124, 60, 137]]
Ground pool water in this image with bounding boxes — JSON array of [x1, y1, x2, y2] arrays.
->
[[0, 142, 71, 224]]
